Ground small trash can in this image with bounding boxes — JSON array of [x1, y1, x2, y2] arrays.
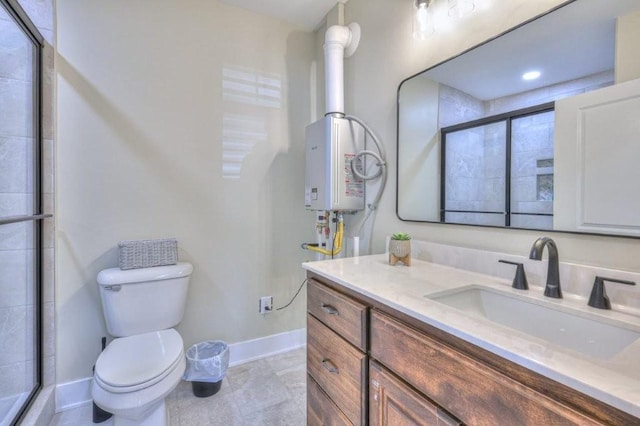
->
[[183, 340, 229, 397]]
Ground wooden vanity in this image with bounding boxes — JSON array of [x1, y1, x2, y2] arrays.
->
[[306, 272, 639, 425]]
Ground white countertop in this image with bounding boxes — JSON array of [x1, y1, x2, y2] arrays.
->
[[303, 254, 640, 418]]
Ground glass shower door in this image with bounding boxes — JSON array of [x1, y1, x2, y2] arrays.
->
[[0, 1, 43, 424]]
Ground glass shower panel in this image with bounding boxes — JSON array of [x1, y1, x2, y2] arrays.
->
[[0, 3, 40, 424], [444, 121, 507, 222], [0, 5, 36, 217], [510, 110, 555, 229], [0, 221, 37, 423]]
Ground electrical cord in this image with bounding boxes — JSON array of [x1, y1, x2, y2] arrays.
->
[[275, 278, 308, 311]]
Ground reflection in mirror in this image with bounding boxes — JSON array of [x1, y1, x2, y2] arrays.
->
[[397, 0, 640, 237], [441, 104, 554, 229]]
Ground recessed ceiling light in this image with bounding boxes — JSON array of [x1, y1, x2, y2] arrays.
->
[[522, 70, 541, 81]]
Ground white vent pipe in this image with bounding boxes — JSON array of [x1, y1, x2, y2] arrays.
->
[[324, 23, 360, 116]]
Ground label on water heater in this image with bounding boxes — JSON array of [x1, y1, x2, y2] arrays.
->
[[344, 154, 364, 198]]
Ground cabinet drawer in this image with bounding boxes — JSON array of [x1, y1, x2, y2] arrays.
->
[[307, 314, 366, 425], [308, 373, 353, 426], [370, 310, 599, 426], [308, 278, 368, 351], [370, 361, 461, 426]]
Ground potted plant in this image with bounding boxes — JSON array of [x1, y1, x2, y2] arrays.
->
[[389, 232, 411, 266]]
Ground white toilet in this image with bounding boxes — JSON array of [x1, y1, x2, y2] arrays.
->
[[92, 262, 193, 426]]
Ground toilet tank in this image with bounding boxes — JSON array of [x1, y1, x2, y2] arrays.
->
[[97, 262, 193, 337]]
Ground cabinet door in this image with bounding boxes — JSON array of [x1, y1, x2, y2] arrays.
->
[[370, 361, 460, 426], [308, 373, 353, 426], [554, 77, 640, 236]]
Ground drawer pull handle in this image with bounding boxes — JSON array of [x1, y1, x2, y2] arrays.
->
[[321, 304, 339, 315], [321, 359, 339, 374]]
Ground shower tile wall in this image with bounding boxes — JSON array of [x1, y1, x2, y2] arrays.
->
[[0, 5, 36, 406], [438, 84, 484, 128]]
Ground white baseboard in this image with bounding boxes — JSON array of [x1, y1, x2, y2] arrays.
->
[[228, 327, 306, 367], [54, 327, 306, 412], [55, 377, 92, 412]]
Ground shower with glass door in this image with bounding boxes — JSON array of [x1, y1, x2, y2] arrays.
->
[[0, 0, 45, 424]]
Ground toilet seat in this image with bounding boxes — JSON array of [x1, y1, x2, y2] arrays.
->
[[95, 329, 184, 393]]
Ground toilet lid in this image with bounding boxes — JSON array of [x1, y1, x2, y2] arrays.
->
[[95, 329, 183, 390]]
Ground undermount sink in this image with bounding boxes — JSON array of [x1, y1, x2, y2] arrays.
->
[[427, 286, 640, 360]]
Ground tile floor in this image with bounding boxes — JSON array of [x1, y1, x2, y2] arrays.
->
[[49, 347, 306, 426]]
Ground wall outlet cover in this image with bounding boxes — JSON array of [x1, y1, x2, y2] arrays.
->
[[259, 296, 273, 314]]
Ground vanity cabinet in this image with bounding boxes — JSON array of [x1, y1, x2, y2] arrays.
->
[[369, 360, 460, 426], [371, 310, 599, 425], [306, 272, 639, 426], [307, 278, 368, 425]]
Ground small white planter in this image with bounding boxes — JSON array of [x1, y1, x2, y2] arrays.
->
[[389, 240, 411, 266]]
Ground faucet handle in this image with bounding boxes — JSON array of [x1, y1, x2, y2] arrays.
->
[[498, 260, 529, 290], [588, 276, 636, 310]]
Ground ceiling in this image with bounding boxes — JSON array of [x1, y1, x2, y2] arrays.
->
[[219, 0, 346, 31]]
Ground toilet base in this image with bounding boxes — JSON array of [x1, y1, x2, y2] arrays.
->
[[92, 352, 185, 426], [113, 400, 166, 426]]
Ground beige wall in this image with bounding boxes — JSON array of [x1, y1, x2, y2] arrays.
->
[[55, 0, 316, 383], [397, 76, 440, 221], [616, 10, 640, 83], [55, 0, 640, 384], [337, 0, 640, 268]]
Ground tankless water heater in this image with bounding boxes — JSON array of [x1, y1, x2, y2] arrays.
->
[[305, 116, 365, 211]]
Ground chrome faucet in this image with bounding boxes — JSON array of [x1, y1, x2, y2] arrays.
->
[[529, 237, 562, 299]]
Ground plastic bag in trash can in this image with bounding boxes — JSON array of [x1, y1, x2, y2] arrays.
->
[[183, 340, 230, 383]]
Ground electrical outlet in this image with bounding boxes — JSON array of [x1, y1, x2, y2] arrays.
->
[[259, 296, 273, 314]]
